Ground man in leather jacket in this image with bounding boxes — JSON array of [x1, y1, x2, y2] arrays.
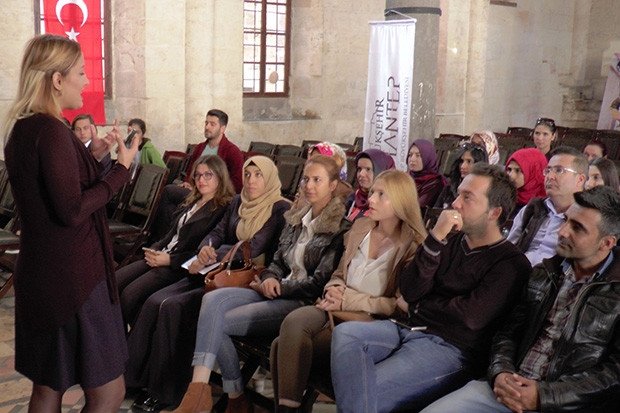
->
[[421, 185, 620, 413]]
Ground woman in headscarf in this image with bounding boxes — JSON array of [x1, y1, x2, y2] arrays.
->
[[504, 148, 548, 216], [126, 155, 292, 410], [345, 148, 395, 221], [407, 139, 448, 208], [165, 155, 351, 413], [470, 130, 500, 165]]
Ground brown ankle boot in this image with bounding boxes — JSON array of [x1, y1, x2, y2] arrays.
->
[[224, 393, 254, 413], [162, 382, 212, 413]]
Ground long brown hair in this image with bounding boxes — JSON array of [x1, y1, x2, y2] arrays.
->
[[183, 155, 234, 209], [3, 34, 81, 143]]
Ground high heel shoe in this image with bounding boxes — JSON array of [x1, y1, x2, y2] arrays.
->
[[161, 382, 212, 413]]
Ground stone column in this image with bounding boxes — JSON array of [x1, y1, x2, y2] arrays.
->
[[385, 0, 441, 143]]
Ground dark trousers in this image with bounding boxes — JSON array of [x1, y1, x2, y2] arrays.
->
[[125, 276, 205, 405]]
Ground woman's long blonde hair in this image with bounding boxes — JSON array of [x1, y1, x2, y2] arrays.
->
[[373, 169, 427, 243], [3, 34, 81, 144]]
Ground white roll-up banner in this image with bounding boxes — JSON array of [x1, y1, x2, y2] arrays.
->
[[363, 19, 416, 171]]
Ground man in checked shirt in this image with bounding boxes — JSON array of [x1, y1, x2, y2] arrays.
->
[[422, 185, 620, 413]]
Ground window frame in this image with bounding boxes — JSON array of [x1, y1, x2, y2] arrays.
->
[[243, 0, 291, 98]]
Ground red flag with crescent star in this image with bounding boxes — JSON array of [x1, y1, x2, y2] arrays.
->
[[42, 0, 105, 124]]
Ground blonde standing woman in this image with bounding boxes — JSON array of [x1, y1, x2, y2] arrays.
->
[[3, 34, 139, 412]]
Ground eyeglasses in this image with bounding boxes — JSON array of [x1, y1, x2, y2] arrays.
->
[[193, 171, 214, 181], [542, 166, 578, 176], [536, 117, 556, 128]]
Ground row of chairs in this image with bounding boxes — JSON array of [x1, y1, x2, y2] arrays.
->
[[434, 128, 620, 178], [248, 137, 364, 159]]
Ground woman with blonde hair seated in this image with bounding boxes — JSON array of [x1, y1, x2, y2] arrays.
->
[[164, 155, 351, 413], [271, 169, 428, 413]]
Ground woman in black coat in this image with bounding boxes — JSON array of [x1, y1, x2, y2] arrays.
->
[[127, 155, 292, 409], [116, 155, 235, 327]]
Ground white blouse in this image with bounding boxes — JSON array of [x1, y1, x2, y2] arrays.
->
[[345, 232, 394, 297], [284, 209, 317, 281]]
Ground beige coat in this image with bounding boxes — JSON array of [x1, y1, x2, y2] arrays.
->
[[324, 216, 422, 316]]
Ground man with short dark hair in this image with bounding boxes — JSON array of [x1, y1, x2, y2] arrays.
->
[[507, 146, 587, 266], [331, 163, 531, 413], [422, 186, 620, 413], [149, 109, 244, 242], [182, 109, 243, 192], [71, 113, 112, 176]]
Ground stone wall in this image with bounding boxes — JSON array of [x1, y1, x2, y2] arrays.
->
[[1, 0, 619, 155]]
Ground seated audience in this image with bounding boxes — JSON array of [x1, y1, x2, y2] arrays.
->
[[507, 146, 587, 266], [117, 155, 234, 327], [163, 155, 351, 413], [71, 113, 112, 175], [127, 118, 166, 171], [345, 148, 395, 221], [504, 148, 548, 216], [586, 157, 620, 191], [148, 109, 244, 242], [434, 142, 488, 208], [469, 130, 500, 165], [125, 155, 291, 410], [582, 138, 608, 162], [271, 170, 427, 412], [532, 117, 557, 160], [407, 139, 447, 208], [330, 163, 531, 413], [421, 186, 620, 413]]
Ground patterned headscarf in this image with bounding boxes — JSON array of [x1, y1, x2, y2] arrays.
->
[[308, 142, 348, 180], [470, 130, 500, 165]]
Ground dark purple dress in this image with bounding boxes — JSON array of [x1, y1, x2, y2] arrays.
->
[[5, 113, 130, 391]]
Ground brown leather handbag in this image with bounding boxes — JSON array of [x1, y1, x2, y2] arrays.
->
[[204, 240, 265, 292]]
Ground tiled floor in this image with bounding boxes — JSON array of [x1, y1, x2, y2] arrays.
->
[[0, 276, 336, 413]]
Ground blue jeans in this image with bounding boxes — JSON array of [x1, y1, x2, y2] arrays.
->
[[420, 380, 524, 413], [331, 320, 470, 413], [191, 287, 303, 394]]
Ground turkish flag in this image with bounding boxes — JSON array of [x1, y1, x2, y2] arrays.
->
[[42, 0, 105, 124]]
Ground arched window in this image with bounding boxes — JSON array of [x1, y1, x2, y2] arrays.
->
[[243, 0, 291, 97]]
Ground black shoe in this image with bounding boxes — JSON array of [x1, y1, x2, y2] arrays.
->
[[132, 392, 165, 412]]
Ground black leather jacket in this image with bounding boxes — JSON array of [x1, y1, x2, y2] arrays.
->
[[488, 248, 620, 413], [260, 196, 351, 303]]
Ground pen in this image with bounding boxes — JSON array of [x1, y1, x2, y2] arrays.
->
[[389, 318, 427, 332], [208, 238, 212, 248]]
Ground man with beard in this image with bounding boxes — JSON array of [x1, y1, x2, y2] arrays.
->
[[422, 186, 620, 413]]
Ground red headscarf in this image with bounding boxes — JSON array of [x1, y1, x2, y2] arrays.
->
[[506, 148, 548, 207]]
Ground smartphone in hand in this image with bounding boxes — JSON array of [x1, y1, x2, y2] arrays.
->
[[125, 129, 137, 148]]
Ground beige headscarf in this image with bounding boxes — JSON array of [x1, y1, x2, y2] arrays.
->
[[236, 155, 290, 241]]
